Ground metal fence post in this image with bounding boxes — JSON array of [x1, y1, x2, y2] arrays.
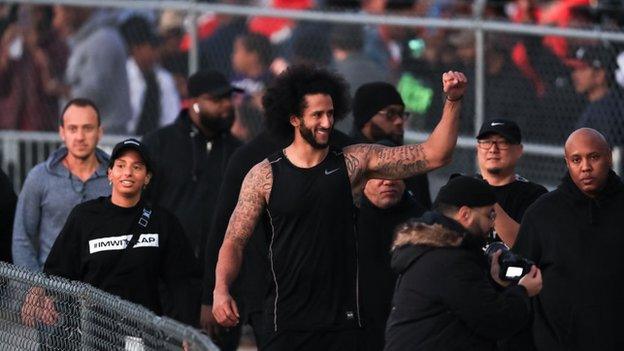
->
[[187, 4, 199, 75], [473, 0, 487, 170]]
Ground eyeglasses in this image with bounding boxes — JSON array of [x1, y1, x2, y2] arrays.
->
[[377, 109, 411, 122], [477, 139, 513, 150]]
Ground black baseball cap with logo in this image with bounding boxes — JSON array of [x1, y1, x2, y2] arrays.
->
[[565, 44, 615, 71], [109, 138, 153, 173], [476, 118, 522, 144]]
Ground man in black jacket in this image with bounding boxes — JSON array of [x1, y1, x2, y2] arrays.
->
[[358, 139, 426, 351], [143, 70, 243, 256], [513, 128, 624, 351], [385, 176, 542, 351], [142, 70, 242, 326]]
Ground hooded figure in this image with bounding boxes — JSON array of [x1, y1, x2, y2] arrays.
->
[[385, 176, 541, 351]]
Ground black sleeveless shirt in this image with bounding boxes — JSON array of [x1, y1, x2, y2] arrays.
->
[[263, 147, 360, 332]]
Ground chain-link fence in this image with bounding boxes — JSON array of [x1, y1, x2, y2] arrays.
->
[[0, 262, 218, 350], [2, 0, 624, 190]]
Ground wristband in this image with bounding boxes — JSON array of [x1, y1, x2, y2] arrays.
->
[[446, 95, 463, 102]]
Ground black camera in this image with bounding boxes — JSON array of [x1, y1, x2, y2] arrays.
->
[[484, 242, 534, 281]]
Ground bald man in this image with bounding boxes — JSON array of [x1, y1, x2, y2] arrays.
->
[[513, 128, 624, 351]]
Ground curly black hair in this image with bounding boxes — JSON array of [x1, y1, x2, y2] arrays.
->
[[263, 64, 351, 140]]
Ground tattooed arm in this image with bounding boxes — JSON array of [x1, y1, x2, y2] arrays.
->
[[212, 160, 272, 327], [344, 71, 467, 189]]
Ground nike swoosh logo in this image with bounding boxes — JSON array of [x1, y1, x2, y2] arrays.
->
[[491, 122, 505, 126], [325, 168, 340, 175]]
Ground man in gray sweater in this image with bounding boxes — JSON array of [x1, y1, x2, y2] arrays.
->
[[12, 98, 111, 271], [52, 7, 131, 134]]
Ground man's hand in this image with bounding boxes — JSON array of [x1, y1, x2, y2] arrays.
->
[[489, 250, 511, 287], [518, 265, 543, 297], [212, 290, 240, 327], [442, 71, 467, 101], [21, 287, 58, 327]]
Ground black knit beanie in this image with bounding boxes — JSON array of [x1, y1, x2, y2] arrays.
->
[[353, 82, 404, 130], [434, 175, 496, 208]]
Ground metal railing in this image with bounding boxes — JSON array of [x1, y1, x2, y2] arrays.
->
[[0, 131, 131, 192], [0, 262, 219, 350]]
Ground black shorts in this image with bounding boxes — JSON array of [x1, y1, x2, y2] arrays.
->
[[263, 328, 362, 351]]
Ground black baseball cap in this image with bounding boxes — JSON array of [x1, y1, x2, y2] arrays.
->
[[476, 118, 522, 144], [109, 138, 153, 173], [565, 44, 615, 71], [187, 70, 244, 98]]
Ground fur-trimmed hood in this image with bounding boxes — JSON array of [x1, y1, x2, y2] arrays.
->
[[390, 211, 468, 274]]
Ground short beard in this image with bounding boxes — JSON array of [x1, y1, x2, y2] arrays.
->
[[369, 121, 403, 145], [199, 111, 234, 134], [486, 167, 503, 175], [299, 121, 330, 150]]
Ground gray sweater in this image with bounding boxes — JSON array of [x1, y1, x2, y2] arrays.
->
[[65, 10, 131, 134], [12, 147, 111, 271]]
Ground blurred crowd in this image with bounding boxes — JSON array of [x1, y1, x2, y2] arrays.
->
[[1, 0, 624, 145]]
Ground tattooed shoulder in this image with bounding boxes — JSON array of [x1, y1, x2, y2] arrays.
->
[[248, 159, 273, 200]]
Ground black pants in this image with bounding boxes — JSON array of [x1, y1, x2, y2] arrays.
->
[[262, 328, 362, 351], [212, 310, 269, 351]]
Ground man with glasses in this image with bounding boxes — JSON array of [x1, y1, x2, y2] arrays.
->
[[385, 175, 542, 351], [475, 119, 547, 247], [12, 98, 111, 271], [352, 81, 431, 209]]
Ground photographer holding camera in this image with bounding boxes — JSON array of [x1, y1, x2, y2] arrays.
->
[[385, 176, 542, 351]]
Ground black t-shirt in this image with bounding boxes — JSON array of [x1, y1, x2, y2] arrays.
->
[[44, 197, 198, 324], [264, 148, 359, 332], [488, 175, 548, 223]]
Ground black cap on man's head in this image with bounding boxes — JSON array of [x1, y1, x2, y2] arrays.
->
[[187, 70, 244, 98], [476, 118, 522, 144], [353, 82, 404, 130], [109, 138, 153, 173], [434, 175, 496, 208], [565, 44, 615, 71]]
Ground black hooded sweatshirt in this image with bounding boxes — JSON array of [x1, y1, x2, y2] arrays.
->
[[358, 192, 425, 351], [44, 197, 199, 325], [385, 212, 530, 351], [142, 109, 242, 257], [513, 171, 624, 351]]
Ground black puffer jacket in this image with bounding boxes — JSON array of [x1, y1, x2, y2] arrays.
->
[[385, 212, 530, 351], [513, 171, 624, 351]]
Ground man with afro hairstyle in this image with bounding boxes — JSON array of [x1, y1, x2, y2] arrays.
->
[[213, 65, 467, 350]]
